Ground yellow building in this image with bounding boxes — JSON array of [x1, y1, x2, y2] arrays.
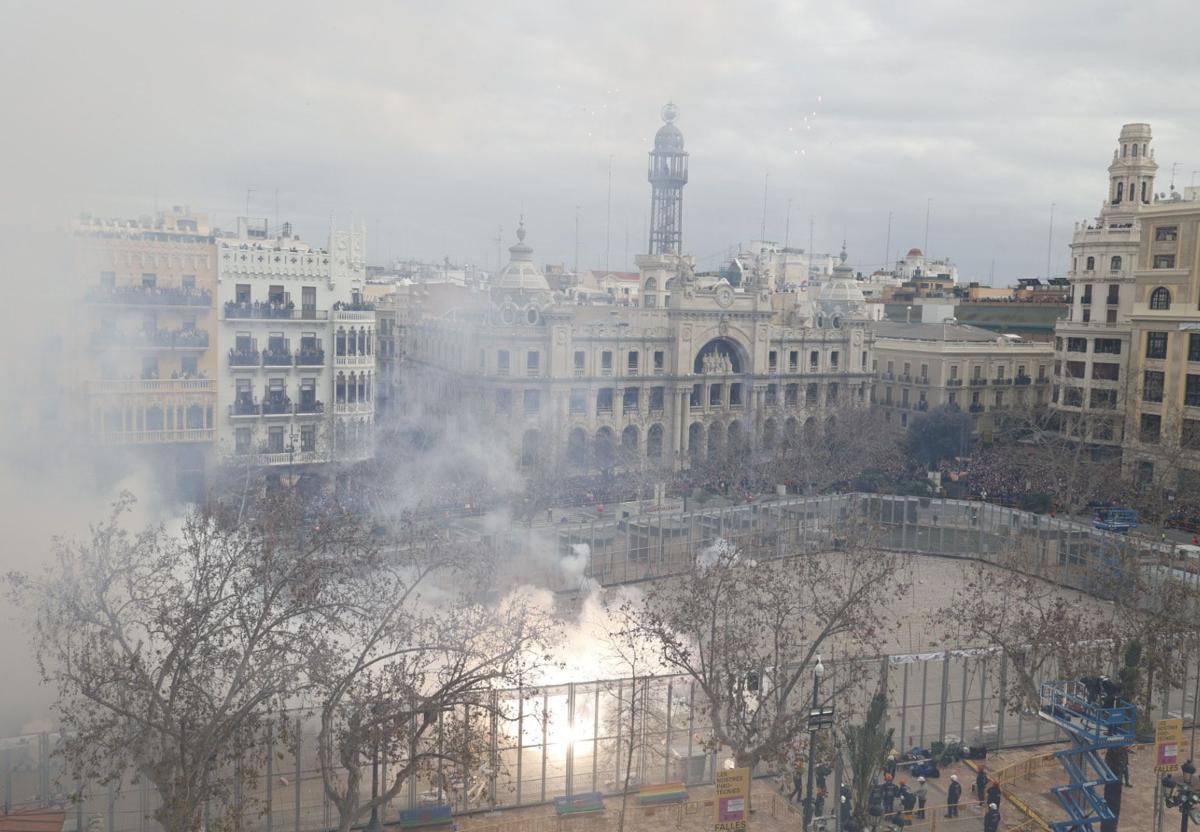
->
[[1123, 190, 1200, 492], [73, 207, 218, 492]]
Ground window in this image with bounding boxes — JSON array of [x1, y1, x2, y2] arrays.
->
[[1092, 362, 1119, 381], [301, 424, 315, 452], [1090, 389, 1117, 409], [627, 350, 638, 372], [570, 389, 587, 414], [181, 274, 196, 290], [994, 391, 1004, 407], [1143, 371, 1165, 403], [1067, 338, 1087, 353], [810, 350, 819, 370], [1149, 287, 1172, 309], [829, 383, 839, 403], [1106, 309, 1118, 324], [949, 365, 959, 380], [1085, 256, 1095, 271], [709, 384, 723, 405], [1110, 257, 1122, 273], [527, 350, 540, 373], [141, 272, 157, 288], [1153, 255, 1176, 270], [1140, 413, 1161, 443], [995, 366, 1005, 381], [601, 351, 613, 373], [1094, 338, 1121, 355], [268, 426, 285, 452], [1063, 388, 1083, 407], [806, 383, 818, 405], [830, 350, 839, 369], [574, 351, 585, 374], [730, 383, 742, 406], [301, 286, 316, 313], [1187, 374, 1200, 407], [789, 351, 799, 371], [597, 388, 613, 413], [1066, 360, 1086, 378], [654, 350, 664, 372], [1184, 420, 1200, 450], [623, 387, 639, 413], [765, 383, 777, 405], [1146, 332, 1169, 359], [181, 355, 198, 376], [650, 386, 664, 411], [948, 391, 957, 407], [524, 390, 540, 415], [268, 284, 285, 304], [235, 428, 251, 454], [1191, 334, 1200, 363], [1055, 337, 1063, 352], [497, 350, 510, 374], [1156, 226, 1179, 242], [691, 384, 703, 407], [785, 384, 798, 405], [769, 350, 778, 371], [1082, 308, 1091, 322], [496, 389, 512, 414], [1081, 285, 1092, 304], [920, 363, 929, 380]]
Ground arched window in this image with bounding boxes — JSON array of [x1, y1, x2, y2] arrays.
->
[[1115, 182, 1124, 203], [1086, 256, 1095, 271], [186, 405, 204, 429], [1110, 256, 1122, 272], [567, 428, 587, 465], [643, 277, 657, 308], [358, 328, 366, 355], [336, 372, 347, 403], [1132, 143, 1138, 158], [621, 425, 639, 458], [145, 406, 164, 431], [647, 424, 664, 458], [335, 328, 346, 356], [1150, 287, 1172, 310], [594, 428, 616, 469], [1141, 181, 1148, 203], [357, 373, 366, 401]]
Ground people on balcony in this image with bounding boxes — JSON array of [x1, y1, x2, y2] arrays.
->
[[224, 299, 298, 319], [88, 284, 212, 306]]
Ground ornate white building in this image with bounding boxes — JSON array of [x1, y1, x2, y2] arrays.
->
[[216, 219, 375, 480], [386, 106, 875, 474]]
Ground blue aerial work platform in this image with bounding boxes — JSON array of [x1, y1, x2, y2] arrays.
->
[[1038, 679, 1137, 831]]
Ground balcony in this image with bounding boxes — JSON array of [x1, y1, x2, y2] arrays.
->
[[90, 378, 214, 395], [296, 348, 325, 367], [1015, 376, 1032, 386], [916, 401, 929, 412], [992, 378, 1013, 386], [333, 400, 373, 414], [263, 348, 293, 367], [899, 374, 913, 383], [262, 398, 293, 416], [251, 449, 329, 467], [880, 371, 895, 381], [653, 367, 665, 375], [224, 302, 328, 321], [229, 349, 260, 368], [88, 285, 212, 307], [946, 379, 963, 387], [1035, 377, 1050, 385], [969, 403, 985, 413], [229, 401, 260, 418], [91, 329, 211, 350], [94, 428, 215, 445], [296, 400, 325, 415], [573, 367, 585, 377], [969, 378, 987, 387], [916, 376, 930, 385], [527, 368, 541, 377]]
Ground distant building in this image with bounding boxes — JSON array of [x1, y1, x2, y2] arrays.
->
[[895, 247, 959, 284], [872, 320, 1054, 431]]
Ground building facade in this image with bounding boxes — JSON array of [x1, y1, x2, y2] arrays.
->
[[1051, 123, 1157, 453], [1122, 193, 1200, 491], [74, 207, 219, 492], [872, 321, 1054, 430], [216, 220, 375, 478]]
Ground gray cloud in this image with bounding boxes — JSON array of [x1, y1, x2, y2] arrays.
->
[[3, 0, 1199, 283]]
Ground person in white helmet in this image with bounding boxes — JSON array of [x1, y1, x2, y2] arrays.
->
[[946, 773, 961, 818], [984, 801, 1001, 832], [915, 776, 928, 819]]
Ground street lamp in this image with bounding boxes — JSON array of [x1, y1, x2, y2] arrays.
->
[[803, 656, 826, 831], [1163, 761, 1200, 832]]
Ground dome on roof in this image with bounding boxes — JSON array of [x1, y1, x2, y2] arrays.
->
[[906, 247, 923, 257], [655, 122, 684, 152], [493, 220, 550, 293], [817, 247, 867, 319]]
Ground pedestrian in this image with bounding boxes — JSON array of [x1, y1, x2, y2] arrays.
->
[[986, 780, 1002, 809], [840, 794, 852, 826], [946, 774, 961, 818], [915, 776, 928, 819], [1106, 745, 1132, 787], [984, 802, 1001, 832], [975, 767, 988, 804], [900, 780, 917, 818], [885, 754, 898, 778], [815, 786, 826, 818], [789, 762, 804, 803], [881, 773, 898, 815], [816, 762, 831, 792]]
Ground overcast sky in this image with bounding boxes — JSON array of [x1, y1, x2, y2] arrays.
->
[[3, 0, 1199, 284]]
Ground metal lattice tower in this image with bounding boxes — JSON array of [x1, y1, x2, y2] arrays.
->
[[1038, 679, 1137, 831], [647, 102, 689, 255]]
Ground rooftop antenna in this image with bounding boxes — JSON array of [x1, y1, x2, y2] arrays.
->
[[1170, 162, 1181, 191], [574, 206, 580, 275], [605, 154, 613, 271], [923, 198, 932, 254], [809, 215, 815, 259], [494, 226, 503, 272], [783, 198, 793, 249], [1045, 202, 1056, 279], [275, 189, 280, 234], [759, 172, 769, 242], [884, 210, 893, 271], [245, 188, 255, 218]]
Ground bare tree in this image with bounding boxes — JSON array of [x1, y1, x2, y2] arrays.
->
[[630, 527, 903, 770], [8, 493, 376, 832], [307, 531, 558, 832]]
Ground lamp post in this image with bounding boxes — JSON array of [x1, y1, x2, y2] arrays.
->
[[803, 656, 826, 831], [1163, 761, 1200, 832], [366, 703, 383, 832]]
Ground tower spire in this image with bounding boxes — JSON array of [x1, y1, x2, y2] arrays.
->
[[647, 102, 689, 255]]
